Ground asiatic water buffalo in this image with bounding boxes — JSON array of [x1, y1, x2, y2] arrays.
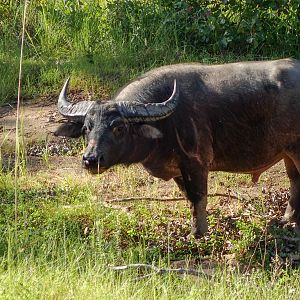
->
[[55, 58, 300, 237]]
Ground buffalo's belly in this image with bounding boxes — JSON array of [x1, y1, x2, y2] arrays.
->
[[210, 123, 289, 173], [211, 151, 284, 173]]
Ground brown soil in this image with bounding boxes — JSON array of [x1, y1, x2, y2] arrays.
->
[[0, 100, 59, 146]]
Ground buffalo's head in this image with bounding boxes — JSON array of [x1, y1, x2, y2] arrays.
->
[[55, 78, 179, 174]]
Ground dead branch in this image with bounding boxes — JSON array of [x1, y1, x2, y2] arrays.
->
[[109, 263, 211, 279], [106, 196, 184, 203], [62, 203, 131, 213], [210, 192, 248, 201], [106, 192, 246, 203]]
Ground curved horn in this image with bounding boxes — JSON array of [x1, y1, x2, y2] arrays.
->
[[117, 79, 179, 122], [57, 78, 94, 122]]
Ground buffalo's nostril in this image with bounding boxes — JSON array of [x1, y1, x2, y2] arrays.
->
[[82, 154, 97, 166], [82, 155, 89, 166]]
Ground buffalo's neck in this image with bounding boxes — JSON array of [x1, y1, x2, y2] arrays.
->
[[120, 137, 158, 166], [141, 140, 181, 181]]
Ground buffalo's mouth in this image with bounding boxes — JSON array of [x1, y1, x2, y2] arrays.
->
[[84, 165, 108, 174], [82, 153, 108, 174], [82, 161, 108, 175]]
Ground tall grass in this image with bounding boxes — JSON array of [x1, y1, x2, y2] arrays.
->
[[0, 260, 299, 299]]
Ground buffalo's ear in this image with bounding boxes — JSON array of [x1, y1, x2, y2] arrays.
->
[[138, 124, 163, 139], [54, 122, 83, 138]]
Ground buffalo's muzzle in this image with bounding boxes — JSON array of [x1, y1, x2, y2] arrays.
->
[[82, 154, 97, 167], [82, 154, 107, 174]]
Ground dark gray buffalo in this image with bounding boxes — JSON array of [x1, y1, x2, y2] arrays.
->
[[55, 58, 300, 237]]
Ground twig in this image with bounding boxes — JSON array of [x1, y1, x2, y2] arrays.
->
[[107, 196, 184, 203], [109, 263, 211, 279], [106, 192, 246, 203], [62, 202, 131, 213], [101, 202, 131, 213], [211, 192, 246, 201]]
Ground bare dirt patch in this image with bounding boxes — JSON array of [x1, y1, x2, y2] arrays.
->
[[0, 90, 93, 149], [0, 100, 58, 146]]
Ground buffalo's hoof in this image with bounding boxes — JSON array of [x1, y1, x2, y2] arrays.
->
[[193, 231, 205, 239], [294, 225, 300, 234], [280, 213, 298, 225], [191, 226, 208, 239], [279, 216, 290, 225]]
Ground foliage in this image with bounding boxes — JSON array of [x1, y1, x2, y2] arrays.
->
[[160, 0, 300, 55], [0, 0, 299, 103]]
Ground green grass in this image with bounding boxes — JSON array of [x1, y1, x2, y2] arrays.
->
[[0, 262, 299, 299]]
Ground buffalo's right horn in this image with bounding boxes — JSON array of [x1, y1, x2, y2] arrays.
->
[[57, 78, 94, 122], [117, 79, 179, 122]]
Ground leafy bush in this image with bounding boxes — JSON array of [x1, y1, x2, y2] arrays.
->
[[0, 0, 299, 103], [103, 0, 300, 56], [2, 0, 299, 58]]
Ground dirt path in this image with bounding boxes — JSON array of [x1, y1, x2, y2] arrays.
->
[[0, 99, 59, 146]]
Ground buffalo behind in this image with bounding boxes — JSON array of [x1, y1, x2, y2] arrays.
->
[[55, 58, 300, 238]]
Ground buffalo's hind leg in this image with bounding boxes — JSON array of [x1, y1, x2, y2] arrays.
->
[[282, 156, 300, 227]]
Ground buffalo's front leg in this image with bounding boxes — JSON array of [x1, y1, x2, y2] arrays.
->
[[178, 165, 209, 238]]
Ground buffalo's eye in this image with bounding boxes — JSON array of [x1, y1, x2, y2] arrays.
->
[[81, 125, 90, 136], [112, 124, 125, 136]]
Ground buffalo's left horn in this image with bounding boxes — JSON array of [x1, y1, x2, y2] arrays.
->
[[117, 79, 179, 122], [57, 78, 94, 122]]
